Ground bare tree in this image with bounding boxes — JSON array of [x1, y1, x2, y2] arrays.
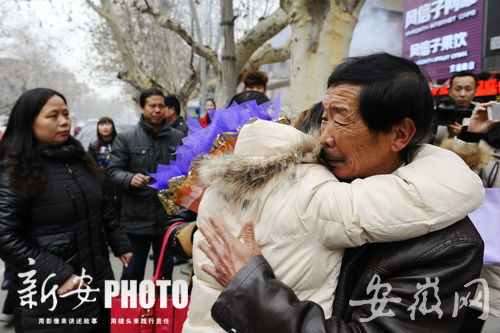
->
[[282, 0, 366, 115], [131, 0, 289, 105], [128, 0, 367, 115], [0, 18, 87, 117], [87, 0, 368, 117], [220, 0, 237, 101], [86, 0, 199, 114]]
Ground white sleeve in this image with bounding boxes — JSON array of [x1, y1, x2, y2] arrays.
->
[[305, 144, 484, 249]]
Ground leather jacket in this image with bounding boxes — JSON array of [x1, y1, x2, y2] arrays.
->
[[211, 217, 484, 333]]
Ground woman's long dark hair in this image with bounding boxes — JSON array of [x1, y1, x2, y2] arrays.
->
[[95, 116, 117, 149], [0, 88, 102, 198]]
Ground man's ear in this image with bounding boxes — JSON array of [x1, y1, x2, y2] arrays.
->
[[391, 117, 416, 152]]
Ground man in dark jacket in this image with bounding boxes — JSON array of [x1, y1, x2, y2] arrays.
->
[[197, 54, 485, 333], [107, 88, 183, 282], [165, 94, 188, 137]]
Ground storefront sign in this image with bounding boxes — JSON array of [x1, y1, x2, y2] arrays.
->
[[403, 0, 484, 80]]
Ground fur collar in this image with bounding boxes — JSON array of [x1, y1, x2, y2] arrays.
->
[[441, 138, 492, 170], [198, 126, 323, 202]]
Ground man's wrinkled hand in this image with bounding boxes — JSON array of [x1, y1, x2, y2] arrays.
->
[[468, 101, 499, 133], [130, 173, 150, 188], [198, 215, 261, 287]]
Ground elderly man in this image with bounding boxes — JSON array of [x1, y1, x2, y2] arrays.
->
[[198, 54, 485, 333]]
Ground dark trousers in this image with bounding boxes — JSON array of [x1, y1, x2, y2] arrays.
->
[[120, 234, 173, 282]]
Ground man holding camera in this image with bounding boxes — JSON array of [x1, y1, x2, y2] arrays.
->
[[433, 71, 478, 143], [434, 72, 500, 333], [440, 97, 500, 333]]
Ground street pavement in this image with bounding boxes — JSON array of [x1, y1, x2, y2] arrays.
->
[[0, 252, 191, 332]]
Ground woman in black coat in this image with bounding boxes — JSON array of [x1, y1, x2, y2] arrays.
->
[[0, 88, 133, 333], [88, 117, 121, 216]]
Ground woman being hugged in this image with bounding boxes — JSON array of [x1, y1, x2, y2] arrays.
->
[[0, 88, 132, 333]]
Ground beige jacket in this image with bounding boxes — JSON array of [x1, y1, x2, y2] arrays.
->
[[183, 120, 484, 333]]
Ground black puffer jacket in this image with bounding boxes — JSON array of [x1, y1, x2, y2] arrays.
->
[[170, 116, 188, 137], [212, 217, 484, 333], [106, 117, 183, 235], [0, 140, 132, 333]]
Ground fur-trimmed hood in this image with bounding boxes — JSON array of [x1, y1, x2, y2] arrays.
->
[[198, 120, 322, 202]]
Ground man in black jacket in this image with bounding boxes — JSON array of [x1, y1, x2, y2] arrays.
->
[[197, 54, 485, 333], [107, 88, 183, 282], [165, 94, 188, 137]]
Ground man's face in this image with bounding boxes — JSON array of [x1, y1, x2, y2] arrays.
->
[[141, 95, 166, 128], [165, 106, 177, 124], [320, 84, 400, 180], [449, 76, 476, 108]]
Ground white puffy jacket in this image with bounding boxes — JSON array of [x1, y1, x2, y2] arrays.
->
[[182, 120, 484, 333]]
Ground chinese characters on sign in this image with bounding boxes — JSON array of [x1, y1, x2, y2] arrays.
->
[[403, 0, 484, 80], [409, 32, 468, 58], [349, 273, 490, 322], [17, 258, 100, 311], [405, 0, 478, 29]]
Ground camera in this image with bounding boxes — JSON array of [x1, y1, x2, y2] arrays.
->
[[487, 103, 500, 121], [434, 98, 473, 126]]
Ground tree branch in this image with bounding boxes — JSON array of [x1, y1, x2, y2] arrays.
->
[[336, 0, 364, 14], [135, 1, 221, 75], [188, 78, 219, 101], [235, 7, 288, 72], [87, 0, 166, 93], [240, 40, 291, 74]]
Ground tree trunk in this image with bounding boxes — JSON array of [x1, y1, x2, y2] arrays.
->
[[220, 0, 237, 105], [189, 0, 207, 110], [285, 0, 366, 118]]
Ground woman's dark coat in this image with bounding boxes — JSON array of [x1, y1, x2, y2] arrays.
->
[[0, 141, 132, 332]]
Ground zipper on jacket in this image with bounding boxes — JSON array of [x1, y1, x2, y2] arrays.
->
[[65, 163, 98, 275], [65, 185, 78, 216]]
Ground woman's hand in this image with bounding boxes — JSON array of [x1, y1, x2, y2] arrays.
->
[[120, 252, 133, 268], [57, 274, 87, 296], [198, 214, 261, 287]]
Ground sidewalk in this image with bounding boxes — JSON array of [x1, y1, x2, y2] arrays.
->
[[0, 253, 191, 332]]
